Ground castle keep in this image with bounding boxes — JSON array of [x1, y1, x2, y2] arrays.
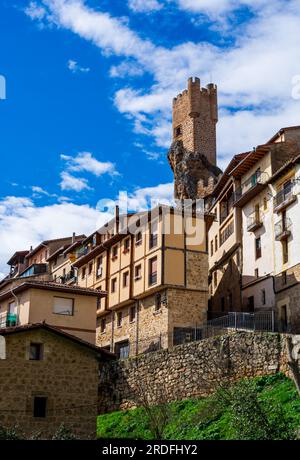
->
[[168, 77, 222, 200]]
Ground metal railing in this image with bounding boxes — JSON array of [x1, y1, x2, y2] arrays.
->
[[275, 218, 292, 239], [247, 212, 263, 231], [114, 311, 276, 359], [0, 313, 18, 329], [234, 171, 268, 203], [273, 185, 296, 210]]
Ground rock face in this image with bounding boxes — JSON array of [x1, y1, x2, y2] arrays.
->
[[168, 140, 222, 200]]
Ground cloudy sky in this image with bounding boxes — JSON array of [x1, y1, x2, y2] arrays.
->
[[1, 0, 300, 277]]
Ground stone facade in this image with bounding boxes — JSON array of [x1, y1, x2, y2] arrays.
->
[[169, 77, 222, 200], [98, 331, 291, 414], [0, 325, 111, 439]]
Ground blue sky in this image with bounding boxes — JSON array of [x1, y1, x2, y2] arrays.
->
[[1, 0, 300, 276]]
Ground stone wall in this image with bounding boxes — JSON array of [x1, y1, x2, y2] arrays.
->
[[0, 329, 99, 439], [98, 331, 290, 414]]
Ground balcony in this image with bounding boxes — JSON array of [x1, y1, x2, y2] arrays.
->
[[247, 212, 263, 232], [19, 263, 48, 278], [273, 186, 297, 213], [234, 171, 268, 207], [275, 218, 292, 241], [0, 313, 18, 329]]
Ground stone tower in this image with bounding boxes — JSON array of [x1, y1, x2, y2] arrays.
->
[[168, 77, 222, 200]]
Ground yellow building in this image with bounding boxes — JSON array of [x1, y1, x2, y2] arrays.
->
[[68, 205, 209, 357], [0, 281, 106, 343]]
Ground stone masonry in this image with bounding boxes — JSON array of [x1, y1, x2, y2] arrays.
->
[[98, 331, 292, 414]]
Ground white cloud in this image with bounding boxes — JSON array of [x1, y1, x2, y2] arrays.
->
[[60, 171, 91, 192], [67, 59, 90, 73], [0, 182, 174, 276], [26, 0, 300, 164], [61, 152, 118, 177], [31, 185, 57, 198], [110, 61, 144, 78], [128, 0, 163, 13], [24, 1, 47, 20]]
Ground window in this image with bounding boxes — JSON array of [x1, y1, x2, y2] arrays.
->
[[124, 238, 130, 253], [215, 235, 218, 252], [149, 257, 158, 286], [282, 270, 287, 286], [282, 240, 289, 264], [53, 257, 57, 267], [96, 256, 103, 278], [117, 311, 123, 328], [263, 197, 268, 210], [29, 343, 43, 361], [174, 125, 182, 137], [115, 340, 129, 359], [248, 296, 255, 312], [112, 245, 118, 259], [8, 301, 16, 315], [33, 397, 47, 418], [255, 237, 262, 259], [221, 297, 225, 312], [53, 297, 74, 316], [210, 240, 214, 257], [149, 220, 158, 249], [255, 268, 259, 278], [111, 277, 117, 293], [214, 271, 217, 287], [81, 267, 86, 279], [88, 262, 93, 275], [220, 220, 234, 246], [228, 292, 233, 310], [281, 305, 288, 332], [155, 293, 162, 312], [135, 264, 142, 281], [135, 232, 142, 246], [261, 289, 266, 305], [100, 318, 106, 333], [123, 271, 129, 287], [129, 305, 136, 323]]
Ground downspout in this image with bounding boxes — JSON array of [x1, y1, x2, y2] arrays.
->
[[10, 287, 21, 326]]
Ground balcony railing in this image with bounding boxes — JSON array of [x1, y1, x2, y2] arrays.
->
[[0, 313, 18, 329], [273, 185, 296, 212], [19, 264, 48, 278], [247, 212, 263, 232], [234, 171, 268, 207], [275, 218, 292, 241]]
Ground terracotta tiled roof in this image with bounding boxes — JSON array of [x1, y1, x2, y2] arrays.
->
[[0, 322, 115, 359], [0, 280, 107, 301]]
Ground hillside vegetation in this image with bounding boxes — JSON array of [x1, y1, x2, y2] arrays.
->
[[97, 374, 300, 440]]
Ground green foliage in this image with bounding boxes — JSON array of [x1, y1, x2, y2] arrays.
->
[[0, 425, 22, 440], [97, 373, 300, 440]]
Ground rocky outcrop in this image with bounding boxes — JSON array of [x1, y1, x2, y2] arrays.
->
[[168, 140, 222, 200]]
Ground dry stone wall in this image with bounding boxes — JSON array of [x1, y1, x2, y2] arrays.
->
[[98, 331, 291, 414]]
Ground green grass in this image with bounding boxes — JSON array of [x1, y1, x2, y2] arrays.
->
[[97, 374, 300, 440]]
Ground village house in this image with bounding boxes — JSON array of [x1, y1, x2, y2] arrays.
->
[[0, 323, 115, 439], [0, 281, 106, 343]]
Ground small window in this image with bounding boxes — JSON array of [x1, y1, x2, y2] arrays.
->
[[117, 311, 123, 328], [129, 305, 136, 323], [215, 235, 218, 252], [33, 397, 47, 418], [155, 293, 162, 312], [111, 278, 117, 293], [282, 271, 287, 286], [255, 237, 261, 259], [81, 267, 86, 279], [29, 343, 43, 361], [100, 318, 106, 333], [135, 232, 142, 246], [96, 256, 103, 278], [135, 265, 142, 281], [53, 297, 74, 316], [112, 245, 118, 259], [123, 271, 129, 287], [255, 268, 259, 278], [261, 289, 266, 305], [149, 220, 158, 249], [210, 240, 214, 257], [149, 257, 158, 286], [124, 238, 130, 252], [174, 125, 182, 137], [263, 197, 268, 210], [88, 262, 93, 275], [282, 240, 289, 264], [213, 271, 217, 287]]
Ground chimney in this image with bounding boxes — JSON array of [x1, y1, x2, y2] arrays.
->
[[115, 205, 120, 234], [72, 232, 76, 243]]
